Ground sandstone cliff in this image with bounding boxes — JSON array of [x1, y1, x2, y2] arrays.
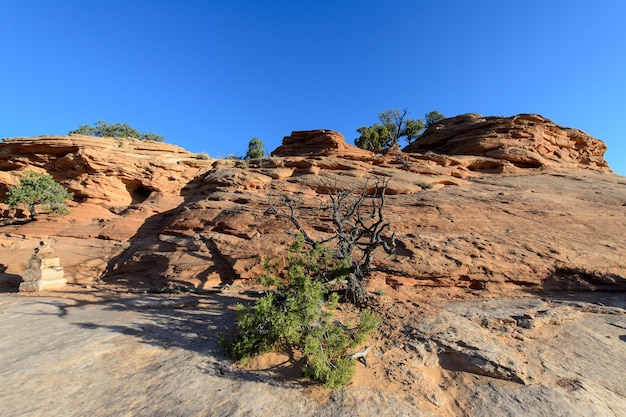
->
[[0, 135, 207, 206], [1, 116, 624, 293]]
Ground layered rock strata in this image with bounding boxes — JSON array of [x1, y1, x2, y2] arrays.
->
[[0, 117, 623, 293], [404, 113, 610, 172]]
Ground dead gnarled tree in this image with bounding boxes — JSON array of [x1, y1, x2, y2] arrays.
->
[[266, 178, 396, 305]]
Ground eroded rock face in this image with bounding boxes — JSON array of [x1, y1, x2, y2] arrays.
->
[[0, 135, 211, 206], [0, 116, 624, 293], [0, 136, 214, 283], [404, 114, 610, 172], [272, 130, 373, 158]]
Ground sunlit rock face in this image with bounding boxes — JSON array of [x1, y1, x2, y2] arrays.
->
[[404, 113, 610, 172], [272, 129, 373, 158], [0, 116, 623, 294]]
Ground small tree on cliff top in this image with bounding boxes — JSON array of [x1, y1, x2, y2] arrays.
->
[[70, 120, 164, 142], [355, 108, 446, 150], [355, 108, 424, 150], [245, 137, 265, 159], [424, 110, 445, 129]]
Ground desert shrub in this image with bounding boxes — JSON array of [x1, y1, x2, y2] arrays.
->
[[245, 137, 265, 160], [69, 120, 164, 142], [194, 152, 210, 160], [4, 171, 73, 219], [221, 235, 379, 388], [355, 108, 424, 150], [355, 108, 446, 150], [424, 110, 445, 129]]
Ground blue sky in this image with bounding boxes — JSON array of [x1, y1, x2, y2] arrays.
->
[[2, 1, 625, 174]]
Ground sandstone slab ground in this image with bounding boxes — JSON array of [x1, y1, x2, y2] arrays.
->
[[0, 291, 420, 417], [1, 290, 624, 417]]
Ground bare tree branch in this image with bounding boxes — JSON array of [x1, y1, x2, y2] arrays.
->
[[266, 177, 396, 305]]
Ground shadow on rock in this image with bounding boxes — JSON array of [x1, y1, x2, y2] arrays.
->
[[99, 174, 237, 291], [54, 291, 304, 387]]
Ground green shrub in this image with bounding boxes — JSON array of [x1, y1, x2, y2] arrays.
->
[[69, 120, 164, 142], [355, 108, 424, 150], [355, 108, 446, 150], [245, 137, 266, 160], [221, 236, 379, 387], [424, 110, 445, 129], [4, 171, 73, 218]]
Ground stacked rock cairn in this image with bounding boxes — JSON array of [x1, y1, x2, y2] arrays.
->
[[19, 241, 67, 292]]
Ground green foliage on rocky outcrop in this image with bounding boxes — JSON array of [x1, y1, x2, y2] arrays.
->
[[355, 108, 445, 150], [5, 170, 73, 218], [70, 120, 164, 142], [221, 235, 379, 388]]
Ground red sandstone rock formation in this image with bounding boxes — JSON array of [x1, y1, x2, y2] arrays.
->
[[0, 116, 624, 293], [0, 135, 210, 206], [272, 129, 373, 158], [404, 113, 610, 172]]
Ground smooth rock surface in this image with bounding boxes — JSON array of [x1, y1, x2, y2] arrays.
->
[[366, 292, 626, 416], [0, 293, 422, 417], [1, 292, 624, 417]]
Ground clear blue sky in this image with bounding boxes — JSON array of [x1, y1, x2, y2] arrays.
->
[[2, 1, 625, 174]]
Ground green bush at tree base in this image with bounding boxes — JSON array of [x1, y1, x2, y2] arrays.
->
[[221, 235, 380, 388]]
